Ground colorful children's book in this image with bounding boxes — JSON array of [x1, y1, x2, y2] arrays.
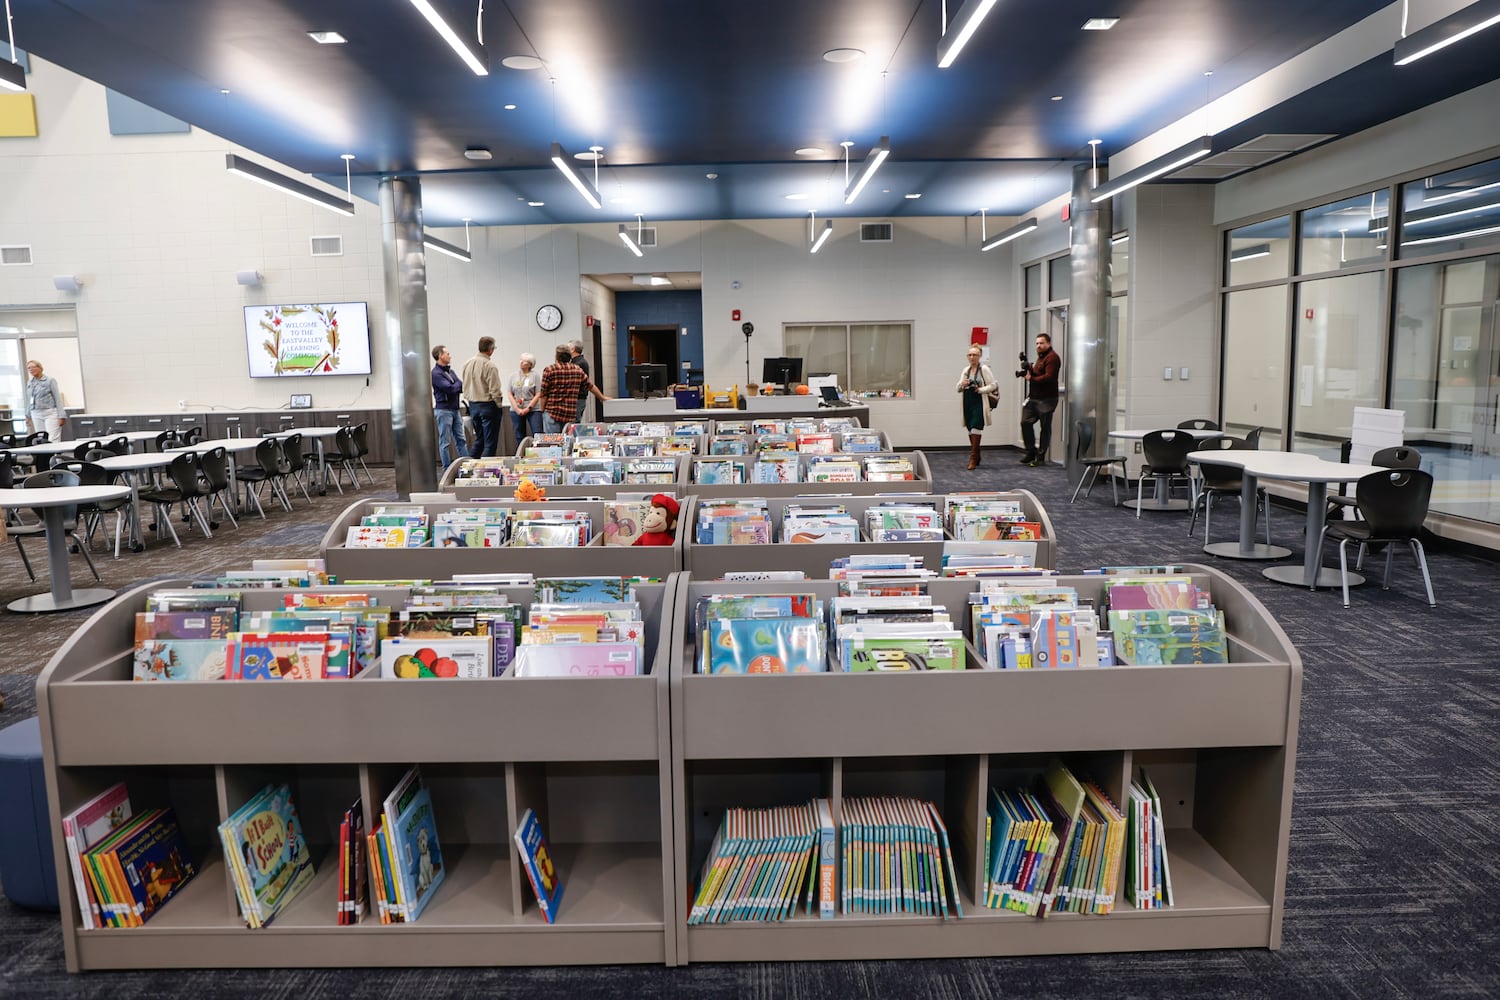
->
[[380, 637, 492, 678], [514, 807, 564, 923], [383, 767, 446, 922], [107, 808, 197, 925], [225, 632, 330, 680], [132, 639, 230, 681], [61, 783, 134, 930], [513, 642, 640, 676], [218, 784, 315, 928]]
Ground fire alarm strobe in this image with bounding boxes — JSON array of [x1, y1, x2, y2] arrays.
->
[[732, 309, 741, 321]]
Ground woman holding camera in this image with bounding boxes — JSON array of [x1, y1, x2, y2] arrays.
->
[[955, 344, 999, 470]]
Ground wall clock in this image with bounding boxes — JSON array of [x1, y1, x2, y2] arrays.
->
[[536, 304, 563, 332]]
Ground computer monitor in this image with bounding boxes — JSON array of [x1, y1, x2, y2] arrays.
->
[[761, 356, 803, 390], [625, 362, 671, 398]]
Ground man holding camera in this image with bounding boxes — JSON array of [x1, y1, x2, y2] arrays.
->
[[1018, 332, 1061, 466]]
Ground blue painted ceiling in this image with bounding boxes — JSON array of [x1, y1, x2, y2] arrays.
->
[[12, 0, 1500, 226]]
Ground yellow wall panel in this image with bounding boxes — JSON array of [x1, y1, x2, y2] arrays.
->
[[0, 93, 39, 136]]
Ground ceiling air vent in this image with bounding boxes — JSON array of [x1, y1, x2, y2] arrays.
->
[[1, 245, 33, 266], [860, 222, 893, 243], [634, 226, 657, 248], [309, 235, 344, 257]]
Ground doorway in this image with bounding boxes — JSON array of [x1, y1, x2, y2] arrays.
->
[[627, 325, 679, 378]]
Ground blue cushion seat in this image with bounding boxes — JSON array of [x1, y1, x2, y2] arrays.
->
[[0, 718, 60, 911]]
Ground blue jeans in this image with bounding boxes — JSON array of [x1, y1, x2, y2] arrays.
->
[[435, 408, 464, 470], [511, 408, 542, 448], [542, 413, 568, 435], [467, 400, 502, 458]]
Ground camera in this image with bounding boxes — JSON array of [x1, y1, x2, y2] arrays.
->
[[1014, 350, 1029, 379]]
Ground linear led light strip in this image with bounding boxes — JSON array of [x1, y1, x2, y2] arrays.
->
[[619, 216, 644, 257], [936, 0, 1001, 68], [225, 154, 354, 216], [1401, 222, 1500, 247], [1089, 136, 1213, 203], [1368, 198, 1500, 235], [1423, 178, 1500, 205], [981, 217, 1038, 252], [844, 136, 890, 205], [1393, 0, 1500, 65], [409, 0, 488, 75], [552, 143, 602, 209], [809, 212, 832, 253]]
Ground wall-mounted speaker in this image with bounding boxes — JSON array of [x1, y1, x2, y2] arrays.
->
[[52, 275, 82, 292], [235, 270, 263, 287]]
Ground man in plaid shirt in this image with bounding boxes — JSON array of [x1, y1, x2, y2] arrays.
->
[[539, 344, 608, 432]]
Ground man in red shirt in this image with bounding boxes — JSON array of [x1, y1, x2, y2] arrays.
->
[[539, 344, 608, 433], [1019, 333, 1061, 466]]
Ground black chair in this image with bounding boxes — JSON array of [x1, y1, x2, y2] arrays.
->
[[1069, 418, 1129, 506], [236, 438, 293, 517], [1328, 445, 1422, 520], [0, 433, 17, 449], [314, 426, 363, 494], [1135, 429, 1197, 519], [153, 429, 181, 453], [137, 452, 213, 546], [351, 421, 373, 480], [1177, 418, 1221, 431], [1242, 426, 1264, 449], [1186, 436, 1272, 545], [180, 426, 204, 447], [68, 440, 103, 463], [103, 435, 132, 456], [12, 469, 102, 584], [1317, 469, 1436, 609], [73, 461, 131, 558], [23, 431, 48, 446], [278, 432, 313, 502], [197, 446, 238, 529]]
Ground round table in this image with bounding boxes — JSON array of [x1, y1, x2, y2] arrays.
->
[[1108, 428, 1225, 511], [0, 484, 131, 612]]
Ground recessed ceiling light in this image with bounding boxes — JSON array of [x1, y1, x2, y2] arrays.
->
[[501, 55, 545, 70], [219, 88, 231, 95], [503, 103, 517, 110], [574, 150, 604, 161], [1050, 95, 1063, 101], [905, 193, 922, 199], [528, 201, 545, 207], [785, 193, 809, 200], [706, 172, 719, 180], [1088, 138, 1103, 146], [795, 147, 825, 157], [307, 30, 347, 44], [464, 146, 493, 160], [822, 48, 865, 63], [1082, 18, 1120, 30]]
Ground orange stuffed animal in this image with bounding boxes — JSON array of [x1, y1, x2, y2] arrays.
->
[[513, 477, 547, 502]]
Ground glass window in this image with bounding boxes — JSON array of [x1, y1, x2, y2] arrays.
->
[[1397, 156, 1500, 259], [1288, 272, 1386, 456], [1023, 310, 1041, 340], [1110, 234, 1129, 292], [1225, 216, 1291, 285], [1024, 264, 1042, 308], [1298, 191, 1389, 273], [783, 322, 912, 397], [1222, 286, 1289, 447], [0, 306, 84, 426], [1048, 255, 1071, 302]]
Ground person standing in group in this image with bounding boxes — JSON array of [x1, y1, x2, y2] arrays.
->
[[460, 336, 504, 458], [430, 345, 465, 472], [506, 352, 543, 446], [24, 360, 65, 441], [955, 344, 999, 470], [568, 340, 594, 423], [540, 344, 608, 434], [1019, 332, 1061, 467]]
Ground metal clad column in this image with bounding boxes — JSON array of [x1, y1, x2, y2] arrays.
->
[[1065, 162, 1113, 484], [379, 176, 437, 496]]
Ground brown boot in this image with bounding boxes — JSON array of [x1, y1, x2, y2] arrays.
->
[[967, 434, 981, 470]]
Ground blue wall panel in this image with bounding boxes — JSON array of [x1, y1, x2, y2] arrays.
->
[[614, 290, 704, 389]]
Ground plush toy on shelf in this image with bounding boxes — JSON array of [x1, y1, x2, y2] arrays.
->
[[513, 477, 547, 502], [633, 493, 679, 546]]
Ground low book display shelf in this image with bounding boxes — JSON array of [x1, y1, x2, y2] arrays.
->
[[36, 579, 679, 971], [669, 567, 1300, 962]]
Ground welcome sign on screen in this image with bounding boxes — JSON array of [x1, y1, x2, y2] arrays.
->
[[244, 302, 373, 378]]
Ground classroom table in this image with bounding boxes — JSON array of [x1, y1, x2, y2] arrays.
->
[[1108, 428, 1224, 511], [1187, 449, 1383, 588], [0, 484, 130, 612], [267, 426, 344, 495]]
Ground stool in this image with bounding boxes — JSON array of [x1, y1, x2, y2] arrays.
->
[[0, 718, 60, 911]]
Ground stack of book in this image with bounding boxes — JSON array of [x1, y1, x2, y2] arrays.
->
[[432, 507, 510, 548], [945, 496, 1042, 541], [751, 418, 788, 435], [693, 457, 748, 484], [514, 597, 646, 676], [209, 558, 332, 588], [864, 502, 943, 542], [615, 436, 658, 457], [831, 593, 965, 671], [62, 783, 197, 929], [571, 435, 614, 458], [863, 455, 915, 480], [940, 540, 1042, 578], [336, 799, 367, 925], [689, 800, 829, 924], [659, 438, 696, 456], [804, 455, 863, 482], [508, 457, 564, 485], [452, 457, 509, 484], [369, 766, 447, 923], [567, 457, 621, 484], [714, 419, 751, 436], [970, 583, 1107, 670], [839, 797, 963, 917], [382, 584, 524, 678], [694, 592, 826, 673], [345, 505, 430, 547], [509, 508, 591, 546], [756, 432, 796, 453], [839, 430, 883, 452], [795, 431, 836, 454], [695, 499, 772, 544], [622, 457, 677, 484], [1105, 574, 1227, 665], [709, 435, 750, 455], [781, 504, 859, 543], [220, 783, 316, 928], [830, 555, 936, 596], [1126, 769, 1174, 909], [752, 452, 801, 483]]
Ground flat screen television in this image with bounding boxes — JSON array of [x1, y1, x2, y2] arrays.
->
[[244, 301, 373, 378], [761, 356, 803, 388], [625, 362, 671, 398]]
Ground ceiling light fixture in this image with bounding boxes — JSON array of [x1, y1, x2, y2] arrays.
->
[[503, 103, 517, 110], [632, 274, 671, 286], [307, 30, 347, 44], [424, 233, 471, 262], [1111, 233, 1130, 244], [785, 193, 809, 201], [981, 216, 1038, 252], [409, 0, 488, 75], [843, 136, 890, 205], [1394, 0, 1500, 64], [1082, 17, 1120, 30], [464, 146, 493, 160], [905, 193, 922, 199], [500, 55, 544, 70], [1089, 135, 1213, 202], [574, 145, 604, 161], [527, 200, 545, 207], [809, 211, 832, 254], [823, 47, 866, 63], [1, 0, 25, 92], [551, 142, 601, 209], [1050, 95, 1063, 101], [1229, 243, 1272, 262], [618, 215, 645, 257], [937, 0, 1000, 68], [795, 146, 825, 157], [225, 154, 354, 216]]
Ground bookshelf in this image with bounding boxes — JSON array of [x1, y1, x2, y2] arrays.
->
[[688, 450, 932, 500], [668, 567, 1300, 962], [36, 579, 679, 971], [684, 490, 1055, 577], [318, 498, 692, 580], [443, 455, 691, 499]]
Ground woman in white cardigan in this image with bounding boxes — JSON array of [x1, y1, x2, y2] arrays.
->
[[955, 344, 1000, 470]]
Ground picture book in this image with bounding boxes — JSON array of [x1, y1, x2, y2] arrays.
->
[[226, 632, 330, 680], [514, 808, 564, 923], [510, 520, 586, 547], [81, 809, 160, 927], [61, 782, 133, 930], [513, 641, 640, 676], [706, 616, 827, 673], [603, 500, 651, 546], [133, 611, 237, 642], [109, 808, 197, 925], [144, 589, 243, 614], [535, 576, 635, 604], [380, 637, 492, 678], [218, 784, 316, 928], [384, 767, 446, 922], [843, 634, 964, 672], [132, 639, 230, 681]]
